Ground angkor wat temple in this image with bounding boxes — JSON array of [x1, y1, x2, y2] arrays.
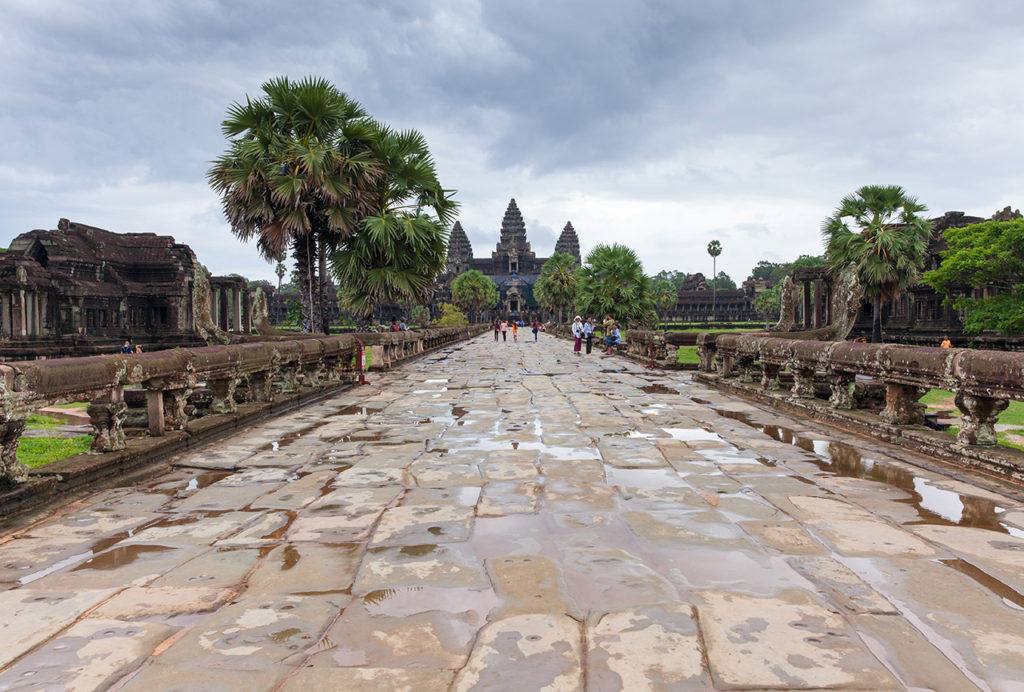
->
[[437, 199, 581, 316]]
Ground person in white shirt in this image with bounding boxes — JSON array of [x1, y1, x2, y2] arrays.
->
[[571, 315, 584, 355]]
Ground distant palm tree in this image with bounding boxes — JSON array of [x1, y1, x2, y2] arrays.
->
[[275, 260, 286, 291], [653, 280, 677, 328], [451, 270, 499, 322], [534, 253, 579, 324], [707, 240, 722, 320], [575, 244, 654, 327], [822, 185, 932, 343]]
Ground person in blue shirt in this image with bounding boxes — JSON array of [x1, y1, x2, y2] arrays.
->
[[583, 317, 594, 354], [604, 323, 621, 355]]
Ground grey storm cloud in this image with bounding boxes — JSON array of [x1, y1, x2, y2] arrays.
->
[[2, 0, 1023, 284]]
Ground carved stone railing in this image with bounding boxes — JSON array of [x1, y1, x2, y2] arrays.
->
[[700, 332, 1024, 447], [0, 326, 483, 484]]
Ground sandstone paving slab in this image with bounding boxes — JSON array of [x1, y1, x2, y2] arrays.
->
[[19, 509, 157, 542], [166, 482, 274, 513], [586, 604, 707, 691], [848, 556, 1024, 689], [539, 457, 605, 481], [209, 466, 293, 486], [787, 556, 898, 615], [401, 486, 480, 507], [478, 481, 539, 516], [486, 554, 571, 616], [739, 520, 827, 555], [451, 613, 583, 692], [288, 488, 401, 543], [150, 547, 261, 590], [121, 511, 267, 547], [90, 586, 235, 619], [354, 544, 489, 592], [370, 504, 475, 546], [246, 542, 362, 595], [0, 536, 102, 586], [153, 593, 337, 672], [215, 510, 293, 547], [119, 660, 294, 691], [789, 495, 939, 557], [623, 509, 756, 551], [0, 617, 175, 691], [248, 470, 336, 510], [910, 524, 1024, 593], [280, 665, 455, 691], [698, 589, 897, 689], [79, 487, 175, 514], [542, 478, 617, 511], [409, 460, 484, 487], [0, 588, 118, 669]]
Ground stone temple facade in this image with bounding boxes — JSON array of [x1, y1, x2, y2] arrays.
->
[[438, 199, 581, 317]]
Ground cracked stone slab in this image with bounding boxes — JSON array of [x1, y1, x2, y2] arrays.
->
[[910, 524, 1024, 593], [789, 495, 938, 557], [0, 588, 118, 669], [698, 589, 896, 689], [121, 511, 267, 547], [90, 586, 235, 619], [479, 481, 539, 516], [787, 556, 898, 615], [355, 544, 489, 592], [0, 617, 175, 691], [249, 470, 336, 510], [586, 604, 706, 690], [452, 613, 583, 692], [281, 666, 456, 691], [371, 504, 474, 546], [246, 542, 362, 595]]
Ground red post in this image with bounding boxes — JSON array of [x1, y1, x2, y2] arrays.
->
[[355, 338, 368, 386]]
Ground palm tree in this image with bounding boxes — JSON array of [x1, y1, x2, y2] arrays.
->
[[533, 253, 579, 324], [274, 259, 286, 292], [207, 76, 381, 334], [822, 185, 932, 343], [451, 270, 499, 322], [653, 279, 677, 328], [330, 126, 458, 317], [575, 244, 654, 327], [707, 240, 722, 321]]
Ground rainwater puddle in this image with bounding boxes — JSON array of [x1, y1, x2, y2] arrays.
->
[[606, 468, 688, 488], [18, 551, 93, 585], [74, 545, 175, 572], [183, 470, 232, 492], [603, 430, 654, 439], [663, 428, 724, 442], [710, 407, 1020, 536], [640, 384, 678, 395], [941, 558, 1024, 611]]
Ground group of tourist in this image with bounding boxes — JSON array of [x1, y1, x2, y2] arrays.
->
[[490, 315, 622, 356], [492, 319, 543, 343], [572, 315, 621, 355]]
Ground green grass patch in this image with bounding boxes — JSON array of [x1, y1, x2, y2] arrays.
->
[[921, 389, 1024, 426], [919, 389, 954, 406], [52, 402, 88, 409], [17, 435, 93, 468], [27, 414, 64, 431], [677, 346, 701, 364], [664, 327, 764, 333]]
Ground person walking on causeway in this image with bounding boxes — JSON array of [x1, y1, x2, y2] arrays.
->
[[572, 316, 584, 355], [583, 317, 594, 354], [500, 320, 508, 342], [532, 320, 541, 342], [493, 319, 500, 341]]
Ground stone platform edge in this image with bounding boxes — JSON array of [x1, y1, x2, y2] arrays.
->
[[0, 327, 484, 521], [695, 371, 1024, 499]]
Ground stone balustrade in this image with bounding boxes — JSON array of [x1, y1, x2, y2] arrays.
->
[[698, 332, 1024, 447], [0, 326, 483, 484]]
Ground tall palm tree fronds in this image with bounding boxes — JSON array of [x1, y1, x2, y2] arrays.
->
[[575, 244, 654, 328], [821, 185, 932, 343]]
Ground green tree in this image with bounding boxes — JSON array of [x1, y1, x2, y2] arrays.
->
[[707, 240, 722, 318], [754, 284, 782, 324], [822, 185, 932, 343], [924, 218, 1024, 335], [748, 260, 781, 282], [410, 304, 431, 327], [451, 269, 499, 322], [437, 302, 468, 327], [207, 76, 381, 334], [706, 271, 736, 291], [534, 252, 579, 323], [653, 279, 677, 327], [275, 260, 287, 291], [330, 127, 457, 317], [653, 269, 690, 290], [575, 244, 654, 327]]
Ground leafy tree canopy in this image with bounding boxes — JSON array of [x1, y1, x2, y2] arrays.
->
[[575, 244, 654, 327], [436, 302, 467, 327], [924, 219, 1024, 335], [706, 271, 736, 291], [451, 270, 499, 313], [747, 255, 825, 284], [534, 253, 579, 323]]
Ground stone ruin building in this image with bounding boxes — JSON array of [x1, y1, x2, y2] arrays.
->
[[0, 219, 254, 359], [437, 199, 582, 317], [782, 207, 1024, 346]]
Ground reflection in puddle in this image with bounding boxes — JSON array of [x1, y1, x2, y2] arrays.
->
[[712, 408, 1017, 535], [663, 428, 723, 442], [942, 558, 1024, 610], [606, 468, 688, 488], [640, 384, 678, 395]]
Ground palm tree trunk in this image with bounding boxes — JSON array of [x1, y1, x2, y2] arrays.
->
[[318, 234, 328, 334], [872, 296, 883, 343], [293, 237, 314, 333]]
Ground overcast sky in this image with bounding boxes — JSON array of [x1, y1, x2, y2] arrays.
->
[[2, 0, 1022, 284]]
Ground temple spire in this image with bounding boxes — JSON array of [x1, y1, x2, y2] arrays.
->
[[445, 220, 473, 275], [492, 198, 536, 273], [554, 221, 581, 267]]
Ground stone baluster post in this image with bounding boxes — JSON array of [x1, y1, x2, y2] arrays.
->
[[828, 372, 856, 409], [791, 366, 816, 398], [954, 393, 1009, 446], [208, 375, 238, 414], [145, 379, 191, 436], [761, 363, 782, 391], [879, 383, 926, 425], [88, 386, 127, 452]]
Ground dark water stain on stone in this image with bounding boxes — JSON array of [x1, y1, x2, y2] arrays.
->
[[399, 544, 437, 557], [941, 558, 1024, 610], [640, 384, 678, 395], [74, 545, 175, 571], [281, 545, 301, 570]]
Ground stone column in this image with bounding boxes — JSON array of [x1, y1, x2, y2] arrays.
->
[[208, 376, 238, 414], [146, 384, 190, 436], [828, 372, 856, 409], [88, 387, 127, 452], [879, 384, 926, 425], [791, 367, 816, 398], [1, 292, 10, 337], [955, 393, 1008, 446], [220, 288, 230, 332], [234, 288, 243, 333], [761, 363, 781, 391], [245, 370, 275, 402], [812, 279, 825, 328], [802, 281, 812, 329]]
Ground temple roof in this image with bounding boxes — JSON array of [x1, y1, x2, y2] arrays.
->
[[554, 221, 581, 266]]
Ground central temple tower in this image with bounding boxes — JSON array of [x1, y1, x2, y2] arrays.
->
[[490, 199, 537, 274]]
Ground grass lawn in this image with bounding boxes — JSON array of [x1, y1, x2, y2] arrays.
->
[[52, 402, 88, 409], [677, 346, 701, 364], [17, 413, 94, 468], [665, 327, 764, 333], [921, 388, 1024, 427], [18, 436, 93, 468]]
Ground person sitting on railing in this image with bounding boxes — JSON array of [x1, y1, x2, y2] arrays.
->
[[604, 323, 621, 355]]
